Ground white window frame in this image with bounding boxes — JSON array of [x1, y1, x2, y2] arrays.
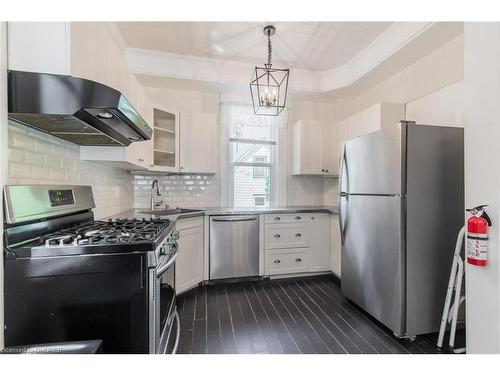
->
[[252, 155, 268, 178], [229, 135, 277, 207], [253, 194, 266, 207]]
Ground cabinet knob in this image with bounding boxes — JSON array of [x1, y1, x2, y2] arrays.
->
[[274, 216, 280, 221], [274, 234, 281, 238], [321, 169, 325, 172], [295, 233, 302, 237], [295, 216, 302, 220], [295, 258, 302, 262], [326, 169, 329, 173], [274, 259, 281, 264]]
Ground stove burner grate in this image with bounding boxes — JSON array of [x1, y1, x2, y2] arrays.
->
[[39, 218, 171, 247]]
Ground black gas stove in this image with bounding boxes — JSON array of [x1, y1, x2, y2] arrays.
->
[[3, 185, 180, 354]]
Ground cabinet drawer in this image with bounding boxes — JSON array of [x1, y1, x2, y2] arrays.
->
[[265, 223, 310, 249], [264, 213, 311, 224], [265, 249, 309, 275], [175, 216, 203, 231]]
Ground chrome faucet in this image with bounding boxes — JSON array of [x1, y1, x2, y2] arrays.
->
[[150, 179, 163, 210]]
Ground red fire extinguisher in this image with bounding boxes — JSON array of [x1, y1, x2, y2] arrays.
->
[[466, 205, 492, 266]]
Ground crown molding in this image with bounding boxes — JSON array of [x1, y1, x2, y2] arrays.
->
[[320, 22, 434, 91], [124, 22, 462, 95], [125, 47, 324, 93]]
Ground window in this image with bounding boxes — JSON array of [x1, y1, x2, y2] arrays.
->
[[230, 124, 275, 208], [253, 194, 266, 207], [253, 156, 267, 178]]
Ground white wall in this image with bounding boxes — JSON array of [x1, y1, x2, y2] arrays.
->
[[336, 34, 464, 123], [464, 22, 500, 354], [406, 80, 465, 127], [0, 21, 7, 351]]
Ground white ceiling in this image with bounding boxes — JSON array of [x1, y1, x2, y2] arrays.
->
[[116, 22, 393, 71]]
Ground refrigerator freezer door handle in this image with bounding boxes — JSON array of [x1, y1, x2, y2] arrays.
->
[[338, 194, 348, 245], [338, 145, 348, 245], [339, 144, 348, 193]]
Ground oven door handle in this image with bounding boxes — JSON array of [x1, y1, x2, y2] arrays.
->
[[156, 244, 178, 278], [171, 310, 180, 354]]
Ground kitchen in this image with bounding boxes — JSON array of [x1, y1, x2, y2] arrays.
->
[[1, 1, 500, 371]]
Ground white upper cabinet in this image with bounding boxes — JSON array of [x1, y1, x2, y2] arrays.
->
[[148, 110, 218, 174], [149, 105, 180, 173], [322, 122, 339, 175], [70, 22, 107, 85], [292, 120, 338, 176], [7, 22, 71, 75], [179, 113, 218, 174]]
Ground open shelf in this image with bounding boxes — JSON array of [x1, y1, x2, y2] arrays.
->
[[152, 107, 178, 170]]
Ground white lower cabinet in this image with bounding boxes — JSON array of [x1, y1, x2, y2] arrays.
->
[[265, 249, 309, 275], [263, 213, 332, 276], [309, 214, 331, 272], [264, 223, 310, 249], [175, 217, 204, 294], [330, 215, 341, 276]]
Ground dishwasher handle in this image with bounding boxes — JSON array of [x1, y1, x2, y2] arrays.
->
[[211, 216, 258, 222]]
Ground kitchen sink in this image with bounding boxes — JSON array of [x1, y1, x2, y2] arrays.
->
[[140, 208, 203, 216]]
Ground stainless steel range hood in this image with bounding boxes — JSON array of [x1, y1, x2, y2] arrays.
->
[[7, 70, 153, 146]]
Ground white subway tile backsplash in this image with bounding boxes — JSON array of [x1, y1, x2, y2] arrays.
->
[[25, 151, 46, 166], [34, 139, 54, 154], [10, 130, 36, 150], [132, 173, 221, 209], [8, 148, 24, 163], [7, 124, 135, 219], [8, 161, 31, 179], [45, 154, 62, 168]]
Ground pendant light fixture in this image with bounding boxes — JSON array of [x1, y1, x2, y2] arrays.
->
[[250, 25, 290, 116]]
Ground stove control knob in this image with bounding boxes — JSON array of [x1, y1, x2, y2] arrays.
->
[[159, 246, 167, 255]]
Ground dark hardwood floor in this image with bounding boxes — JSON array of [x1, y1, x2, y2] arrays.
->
[[176, 275, 458, 354]]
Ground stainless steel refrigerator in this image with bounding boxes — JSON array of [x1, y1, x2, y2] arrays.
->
[[339, 120, 464, 338]]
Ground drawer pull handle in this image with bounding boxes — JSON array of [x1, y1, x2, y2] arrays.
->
[[295, 258, 302, 262], [295, 233, 302, 237], [274, 234, 281, 238], [295, 216, 302, 220], [274, 259, 281, 264], [274, 216, 281, 221]]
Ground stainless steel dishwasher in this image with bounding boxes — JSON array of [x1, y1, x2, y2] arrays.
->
[[209, 215, 259, 280]]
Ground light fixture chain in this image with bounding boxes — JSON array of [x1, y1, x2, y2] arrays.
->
[[267, 34, 272, 66]]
